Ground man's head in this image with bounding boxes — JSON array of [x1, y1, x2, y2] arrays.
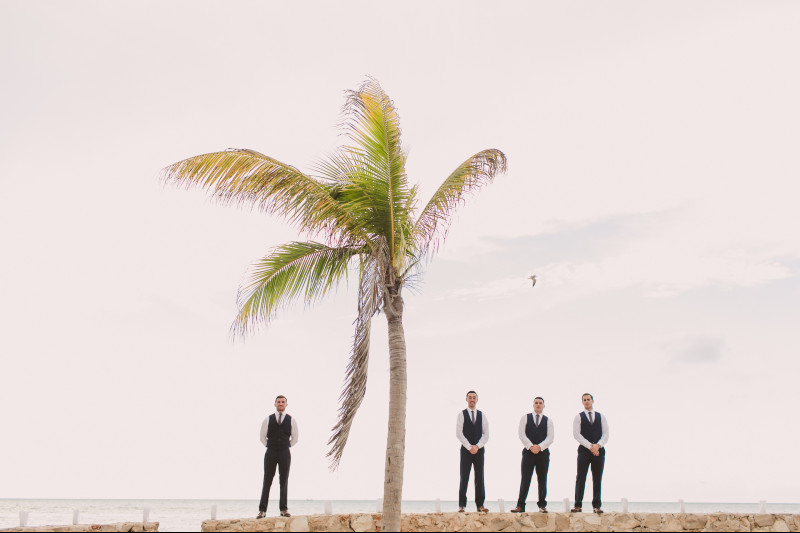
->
[[275, 395, 287, 412], [466, 391, 478, 409], [582, 393, 593, 411], [533, 396, 545, 415]]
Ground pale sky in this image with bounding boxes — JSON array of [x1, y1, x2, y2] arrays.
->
[[2, 1, 799, 505]]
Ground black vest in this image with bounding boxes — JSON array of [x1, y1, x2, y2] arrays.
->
[[462, 409, 483, 445], [267, 413, 292, 449], [525, 413, 549, 445], [580, 412, 602, 444]]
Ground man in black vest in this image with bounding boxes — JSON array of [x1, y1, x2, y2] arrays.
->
[[571, 393, 609, 514], [257, 395, 299, 518], [511, 396, 554, 513], [456, 390, 490, 513]]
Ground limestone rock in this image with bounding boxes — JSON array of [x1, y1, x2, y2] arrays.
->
[[555, 513, 570, 531], [773, 519, 790, 533], [663, 518, 682, 531], [350, 514, 375, 533], [643, 514, 663, 529], [754, 514, 775, 528], [287, 516, 309, 533], [612, 513, 640, 530]]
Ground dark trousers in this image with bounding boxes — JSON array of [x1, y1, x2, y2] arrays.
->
[[259, 447, 291, 512], [458, 446, 485, 508], [574, 446, 605, 509], [516, 448, 549, 509]]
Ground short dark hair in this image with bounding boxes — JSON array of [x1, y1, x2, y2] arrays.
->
[[275, 395, 287, 402], [534, 396, 545, 404], [582, 393, 593, 401], [466, 390, 478, 399]]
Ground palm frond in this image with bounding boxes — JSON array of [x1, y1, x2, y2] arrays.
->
[[413, 149, 507, 256], [327, 237, 390, 468], [232, 241, 363, 337], [162, 149, 361, 243], [339, 79, 416, 266]]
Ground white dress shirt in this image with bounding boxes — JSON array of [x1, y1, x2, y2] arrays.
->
[[456, 409, 489, 449], [260, 412, 300, 448], [572, 410, 609, 450], [518, 413, 555, 450]]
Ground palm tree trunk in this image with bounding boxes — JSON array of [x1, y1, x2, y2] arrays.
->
[[381, 286, 406, 532]]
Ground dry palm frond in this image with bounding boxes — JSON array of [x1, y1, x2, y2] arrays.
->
[[327, 236, 390, 468], [161, 149, 360, 244]]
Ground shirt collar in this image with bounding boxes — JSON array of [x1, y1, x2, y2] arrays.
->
[[275, 411, 288, 419]]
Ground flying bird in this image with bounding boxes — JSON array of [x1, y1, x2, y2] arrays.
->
[[529, 275, 537, 288]]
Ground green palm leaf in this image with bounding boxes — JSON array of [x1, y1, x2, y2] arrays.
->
[[339, 79, 416, 271], [232, 241, 363, 337]]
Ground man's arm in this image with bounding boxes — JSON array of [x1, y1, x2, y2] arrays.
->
[[573, 414, 592, 450], [476, 413, 489, 448], [539, 418, 555, 451], [519, 415, 533, 448], [598, 414, 609, 447], [455, 412, 471, 449], [260, 418, 268, 447], [290, 417, 299, 447]]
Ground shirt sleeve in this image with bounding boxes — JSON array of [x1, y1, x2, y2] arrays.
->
[[539, 418, 555, 451], [599, 414, 609, 447], [290, 417, 299, 447], [476, 413, 489, 448], [573, 414, 592, 450], [260, 418, 268, 447], [456, 412, 471, 449], [519, 415, 532, 448]]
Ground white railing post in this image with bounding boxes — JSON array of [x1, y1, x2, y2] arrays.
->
[[498, 498, 505, 512], [324, 500, 332, 515], [376, 498, 382, 513], [434, 498, 441, 513], [759, 500, 767, 513], [621, 498, 628, 513], [143, 507, 150, 523], [678, 499, 685, 513], [563, 498, 570, 512], [19, 511, 28, 527], [211, 504, 217, 520]]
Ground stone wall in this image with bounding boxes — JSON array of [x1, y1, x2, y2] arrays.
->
[[0, 522, 159, 532], [201, 512, 800, 532]]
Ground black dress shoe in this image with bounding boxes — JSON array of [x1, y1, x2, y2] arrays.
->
[[280, 510, 291, 517], [458, 507, 465, 513], [570, 507, 582, 513], [256, 512, 265, 519], [593, 508, 604, 514], [539, 507, 548, 513], [510, 507, 525, 513]]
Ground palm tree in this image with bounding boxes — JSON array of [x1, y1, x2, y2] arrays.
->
[[162, 78, 506, 531]]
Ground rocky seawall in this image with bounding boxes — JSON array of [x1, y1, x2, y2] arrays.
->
[[201, 512, 800, 532], [0, 522, 158, 532]]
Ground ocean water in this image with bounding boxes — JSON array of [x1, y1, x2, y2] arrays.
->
[[1, 499, 798, 532]]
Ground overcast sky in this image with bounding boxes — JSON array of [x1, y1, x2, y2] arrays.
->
[[2, 1, 799, 505]]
